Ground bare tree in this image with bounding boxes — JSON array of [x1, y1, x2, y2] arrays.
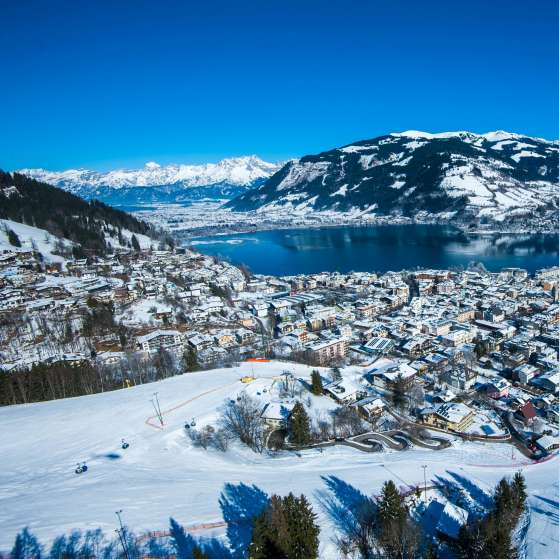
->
[[219, 392, 265, 452]]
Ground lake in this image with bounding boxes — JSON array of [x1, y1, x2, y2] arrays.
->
[[190, 225, 559, 276]]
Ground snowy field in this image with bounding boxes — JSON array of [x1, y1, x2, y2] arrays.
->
[[1, 361, 558, 557]]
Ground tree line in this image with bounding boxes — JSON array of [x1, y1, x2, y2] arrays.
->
[[0, 170, 155, 257]]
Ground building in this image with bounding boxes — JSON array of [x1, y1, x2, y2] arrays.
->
[[306, 337, 347, 365], [420, 402, 476, 433], [137, 330, 183, 353], [260, 402, 295, 428], [485, 377, 511, 399], [324, 378, 366, 404]]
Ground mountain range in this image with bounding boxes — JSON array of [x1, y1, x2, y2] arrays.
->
[[227, 130, 559, 223], [20, 156, 281, 206]]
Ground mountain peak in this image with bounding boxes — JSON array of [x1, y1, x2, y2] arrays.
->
[[18, 155, 282, 193]]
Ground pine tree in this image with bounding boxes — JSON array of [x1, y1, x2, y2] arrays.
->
[[391, 373, 408, 410], [7, 228, 21, 247], [288, 402, 311, 447], [192, 547, 210, 559], [249, 509, 287, 559], [11, 528, 43, 559], [494, 478, 515, 528], [248, 493, 319, 559], [284, 494, 320, 559], [182, 347, 199, 372], [511, 471, 527, 516], [331, 367, 342, 382], [131, 234, 141, 252], [310, 370, 323, 395], [377, 480, 418, 559]]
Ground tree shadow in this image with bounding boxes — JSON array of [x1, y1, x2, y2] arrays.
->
[[316, 475, 377, 541], [169, 518, 232, 559], [433, 474, 485, 519], [532, 495, 559, 526], [218, 482, 270, 558], [446, 471, 493, 511]]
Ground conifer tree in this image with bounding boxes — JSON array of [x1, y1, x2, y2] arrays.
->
[[511, 471, 527, 515], [131, 234, 141, 252], [391, 373, 408, 410], [11, 528, 43, 559], [249, 509, 287, 559], [7, 228, 21, 247], [182, 347, 199, 372], [310, 370, 323, 395], [248, 493, 319, 559], [288, 402, 311, 447], [377, 480, 418, 559], [192, 547, 210, 559]]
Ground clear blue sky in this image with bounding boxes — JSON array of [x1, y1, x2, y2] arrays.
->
[[2, 0, 558, 171]]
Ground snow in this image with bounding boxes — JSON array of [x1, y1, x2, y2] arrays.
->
[[329, 184, 348, 197], [275, 162, 330, 192], [0, 219, 72, 265], [511, 150, 545, 163], [392, 130, 475, 140], [0, 360, 558, 556], [19, 156, 281, 191]]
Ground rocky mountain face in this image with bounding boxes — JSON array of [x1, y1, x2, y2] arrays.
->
[[226, 131, 559, 223], [19, 156, 281, 205]]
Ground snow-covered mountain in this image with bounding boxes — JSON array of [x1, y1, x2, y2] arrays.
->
[[19, 156, 281, 205], [227, 131, 559, 223]]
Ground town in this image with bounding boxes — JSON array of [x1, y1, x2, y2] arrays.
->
[[3, 239, 559, 463]]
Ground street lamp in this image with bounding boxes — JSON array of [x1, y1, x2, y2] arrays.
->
[[421, 465, 428, 501]]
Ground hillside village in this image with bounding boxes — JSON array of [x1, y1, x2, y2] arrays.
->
[[4, 234, 559, 461]]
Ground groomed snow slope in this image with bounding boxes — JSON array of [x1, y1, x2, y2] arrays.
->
[[0, 361, 557, 556]]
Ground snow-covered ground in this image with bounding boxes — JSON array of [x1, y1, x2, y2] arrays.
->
[[0, 218, 73, 265], [0, 361, 558, 557]]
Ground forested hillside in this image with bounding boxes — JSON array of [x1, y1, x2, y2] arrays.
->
[[0, 170, 157, 257]]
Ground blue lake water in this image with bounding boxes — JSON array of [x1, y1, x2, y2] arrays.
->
[[190, 225, 559, 276]]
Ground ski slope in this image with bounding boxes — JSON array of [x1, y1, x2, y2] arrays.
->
[[0, 361, 558, 556]]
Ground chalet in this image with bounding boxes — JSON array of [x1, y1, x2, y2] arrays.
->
[[260, 402, 294, 428], [515, 401, 537, 424], [367, 360, 417, 390], [324, 378, 366, 405], [420, 403, 476, 433], [535, 434, 559, 453], [534, 370, 559, 394], [442, 367, 477, 392], [351, 396, 385, 419], [485, 377, 511, 399]]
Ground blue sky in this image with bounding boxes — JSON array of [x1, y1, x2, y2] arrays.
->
[[1, 0, 558, 171]]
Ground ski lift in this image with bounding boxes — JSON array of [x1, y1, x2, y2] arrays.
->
[[121, 438, 130, 450]]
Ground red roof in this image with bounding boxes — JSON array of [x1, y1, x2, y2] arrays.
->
[[519, 401, 537, 420]]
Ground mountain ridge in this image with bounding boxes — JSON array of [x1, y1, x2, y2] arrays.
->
[[19, 156, 282, 205], [226, 130, 559, 223]]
